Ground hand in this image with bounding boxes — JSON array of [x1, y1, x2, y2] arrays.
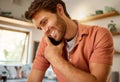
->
[[44, 36, 64, 62]]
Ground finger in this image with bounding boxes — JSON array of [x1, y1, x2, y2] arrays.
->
[[44, 33, 52, 46], [45, 36, 53, 46], [57, 41, 64, 48]]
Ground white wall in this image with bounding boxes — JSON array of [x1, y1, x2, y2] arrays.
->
[[0, 0, 120, 80], [0, 0, 33, 19], [64, 0, 120, 19], [27, 28, 43, 63]]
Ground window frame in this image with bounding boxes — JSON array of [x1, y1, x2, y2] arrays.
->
[[0, 24, 31, 65]]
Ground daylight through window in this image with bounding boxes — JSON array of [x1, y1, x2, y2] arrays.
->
[[0, 28, 29, 65]]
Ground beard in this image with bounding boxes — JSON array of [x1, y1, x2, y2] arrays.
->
[[54, 14, 67, 42]]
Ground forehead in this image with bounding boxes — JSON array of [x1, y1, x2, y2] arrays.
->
[[32, 10, 55, 25], [33, 10, 50, 19]]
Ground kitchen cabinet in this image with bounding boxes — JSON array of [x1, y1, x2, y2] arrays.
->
[[79, 11, 119, 22]]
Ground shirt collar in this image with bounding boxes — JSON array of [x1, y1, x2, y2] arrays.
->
[[75, 21, 89, 45]]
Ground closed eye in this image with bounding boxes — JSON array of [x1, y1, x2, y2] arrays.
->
[[40, 19, 48, 27]]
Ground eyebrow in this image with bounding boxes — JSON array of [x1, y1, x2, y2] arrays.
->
[[39, 17, 47, 25], [38, 17, 48, 29]]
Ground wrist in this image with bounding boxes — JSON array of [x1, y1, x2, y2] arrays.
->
[[49, 55, 65, 66]]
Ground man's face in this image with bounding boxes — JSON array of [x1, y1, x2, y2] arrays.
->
[[33, 10, 67, 41]]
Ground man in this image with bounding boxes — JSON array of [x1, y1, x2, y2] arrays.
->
[[25, 0, 114, 82]]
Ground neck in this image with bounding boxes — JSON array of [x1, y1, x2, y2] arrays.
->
[[65, 19, 78, 41]]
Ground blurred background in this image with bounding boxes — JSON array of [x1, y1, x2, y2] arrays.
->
[[0, 0, 120, 82]]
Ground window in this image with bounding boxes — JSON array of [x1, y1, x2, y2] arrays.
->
[[0, 27, 29, 65]]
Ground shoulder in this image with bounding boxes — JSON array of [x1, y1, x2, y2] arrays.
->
[[78, 22, 112, 37], [78, 23, 113, 46]]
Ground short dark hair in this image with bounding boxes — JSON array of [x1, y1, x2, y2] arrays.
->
[[25, 0, 71, 20]]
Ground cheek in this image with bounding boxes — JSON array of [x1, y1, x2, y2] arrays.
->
[[57, 26, 66, 39], [48, 17, 57, 26], [47, 21, 53, 27]]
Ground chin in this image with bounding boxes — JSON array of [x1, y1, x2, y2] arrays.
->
[[56, 37, 62, 42]]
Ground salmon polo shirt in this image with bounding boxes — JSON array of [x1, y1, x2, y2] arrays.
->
[[32, 22, 114, 82]]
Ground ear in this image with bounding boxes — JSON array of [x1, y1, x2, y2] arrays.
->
[[56, 4, 64, 15]]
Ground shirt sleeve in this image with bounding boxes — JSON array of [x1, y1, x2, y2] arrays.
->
[[32, 37, 50, 71], [90, 27, 114, 65]]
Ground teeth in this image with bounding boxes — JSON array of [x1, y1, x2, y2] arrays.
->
[[51, 31, 55, 36]]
